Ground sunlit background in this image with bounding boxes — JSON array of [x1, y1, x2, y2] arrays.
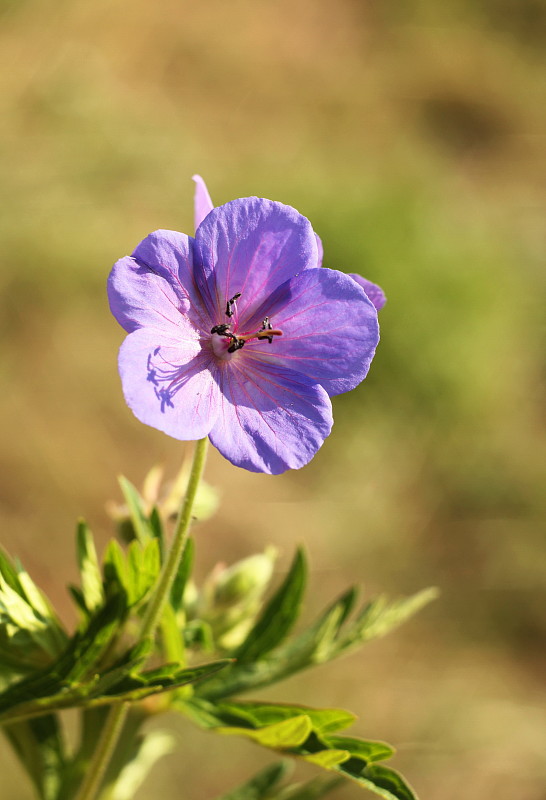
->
[[1, 1, 545, 798]]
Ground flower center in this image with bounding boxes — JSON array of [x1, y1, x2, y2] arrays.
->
[[210, 294, 283, 360]]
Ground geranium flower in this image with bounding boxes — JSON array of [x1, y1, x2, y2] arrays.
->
[[108, 178, 383, 474]]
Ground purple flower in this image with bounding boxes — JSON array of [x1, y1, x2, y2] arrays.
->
[[108, 178, 383, 474]]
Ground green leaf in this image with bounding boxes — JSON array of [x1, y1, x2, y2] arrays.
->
[[0, 547, 22, 593], [170, 537, 194, 611], [0, 574, 64, 660], [323, 736, 394, 763], [184, 697, 413, 799], [195, 585, 358, 700], [217, 716, 313, 749], [118, 476, 153, 544], [148, 506, 165, 554], [126, 538, 161, 607], [214, 762, 291, 800], [343, 589, 439, 652], [303, 750, 349, 768], [64, 593, 127, 682], [0, 592, 126, 722], [343, 764, 418, 800], [102, 539, 129, 601], [102, 537, 161, 610], [233, 548, 307, 664], [207, 702, 356, 737], [197, 584, 436, 701], [76, 520, 104, 614], [0, 660, 231, 725]]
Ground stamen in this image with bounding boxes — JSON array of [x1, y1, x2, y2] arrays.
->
[[225, 292, 241, 318], [256, 316, 276, 344], [255, 329, 283, 344], [210, 313, 282, 358]]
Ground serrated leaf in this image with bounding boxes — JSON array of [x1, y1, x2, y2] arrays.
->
[[187, 697, 412, 798], [233, 549, 307, 664], [209, 702, 356, 737], [118, 476, 153, 544], [346, 589, 438, 650], [197, 585, 435, 702], [196, 586, 358, 701], [217, 716, 313, 749], [76, 521, 104, 613]]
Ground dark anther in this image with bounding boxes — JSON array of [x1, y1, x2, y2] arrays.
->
[[227, 338, 245, 353], [211, 323, 231, 335], [225, 292, 242, 318]]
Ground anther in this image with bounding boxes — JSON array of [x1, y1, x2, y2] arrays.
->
[[211, 323, 231, 335], [258, 317, 274, 344], [225, 292, 241, 318], [227, 338, 245, 353]]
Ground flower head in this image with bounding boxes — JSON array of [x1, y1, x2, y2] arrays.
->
[[108, 178, 384, 474]]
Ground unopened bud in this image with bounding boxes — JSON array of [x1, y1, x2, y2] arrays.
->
[[197, 547, 278, 649], [212, 547, 277, 607]]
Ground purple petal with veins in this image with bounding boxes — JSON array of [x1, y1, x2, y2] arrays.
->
[[209, 360, 333, 473]]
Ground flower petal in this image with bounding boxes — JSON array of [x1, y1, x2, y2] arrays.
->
[[209, 360, 333, 474], [192, 174, 214, 230], [130, 229, 214, 332], [349, 273, 386, 311], [244, 268, 379, 397], [118, 326, 219, 440], [108, 255, 191, 334], [193, 198, 318, 323], [315, 233, 323, 267]]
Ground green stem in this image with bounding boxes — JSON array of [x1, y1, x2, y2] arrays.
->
[[140, 437, 208, 640], [73, 438, 209, 800]]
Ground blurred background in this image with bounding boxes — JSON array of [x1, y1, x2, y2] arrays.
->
[[0, 0, 545, 798]]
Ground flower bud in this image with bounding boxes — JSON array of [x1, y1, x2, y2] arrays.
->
[[197, 547, 277, 650]]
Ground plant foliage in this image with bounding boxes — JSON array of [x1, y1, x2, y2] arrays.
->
[[0, 476, 435, 800]]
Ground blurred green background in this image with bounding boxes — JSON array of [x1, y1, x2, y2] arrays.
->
[[0, 0, 545, 798]]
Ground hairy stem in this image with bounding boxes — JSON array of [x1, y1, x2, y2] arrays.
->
[[73, 438, 209, 800]]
